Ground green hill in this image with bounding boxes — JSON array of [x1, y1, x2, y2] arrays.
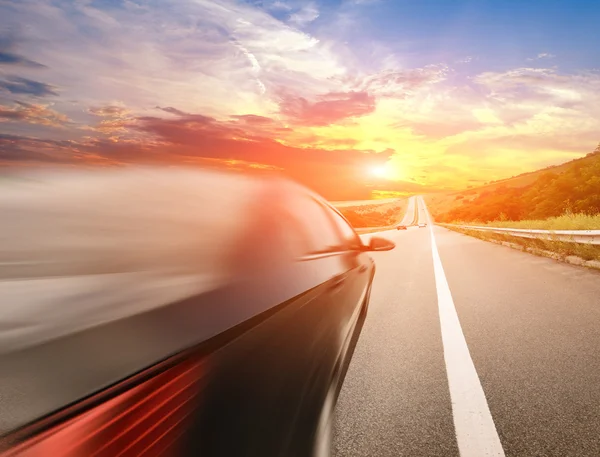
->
[[428, 144, 600, 223]]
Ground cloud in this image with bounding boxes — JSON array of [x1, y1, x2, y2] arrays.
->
[[268, 1, 292, 11], [83, 104, 136, 135], [0, 110, 393, 199], [0, 51, 46, 68], [157, 106, 190, 117], [0, 36, 46, 68], [129, 109, 389, 173], [423, 67, 600, 177], [475, 67, 554, 87], [355, 64, 449, 98], [0, 102, 68, 126], [2, 0, 345, 120], [134, 112, 394, 198], [0, 76, 58, 96], [88, 119, 134, 135], [231, 114, 277, 125], [0, 134, 61, 163], [289, 2, 320, 27], [279, 91, 375, 125], [456, 56, 473, 64], [527, 52, 556, 61], [88, 105, 130, 117], [330, 65, 600, 187], [473, 67, 600, 110], [404, 119, 484, 140], [0, 133, 113, 165]]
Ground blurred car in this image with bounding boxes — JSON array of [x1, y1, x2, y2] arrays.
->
[[418, 222, 427, 228], [0, 167, 395, 457], [396, 225, 407, 230]]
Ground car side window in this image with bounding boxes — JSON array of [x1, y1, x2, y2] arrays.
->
[[321, 204, 363, 251], [281, 194, 344, 255], [272, 210, 313, 259]]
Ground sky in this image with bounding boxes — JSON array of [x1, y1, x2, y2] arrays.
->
[[1, 0, 599, 199]]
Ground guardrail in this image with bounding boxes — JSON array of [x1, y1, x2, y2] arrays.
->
[[438, 223, 600, 245]]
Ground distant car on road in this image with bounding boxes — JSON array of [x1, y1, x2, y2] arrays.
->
[[0, 167, 395, 457], [418, 222, 427, 228], [396, 225, 408, 230]]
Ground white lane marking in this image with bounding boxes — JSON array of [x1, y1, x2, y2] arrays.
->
[[422, 196, 506, 457]]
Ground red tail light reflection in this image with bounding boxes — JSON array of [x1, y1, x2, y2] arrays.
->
[[2, 358, 204, 457]]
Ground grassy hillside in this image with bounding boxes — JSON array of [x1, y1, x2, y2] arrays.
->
[[427, 144, 600, 223], [430, 145, 600, 224], [470, 145, 600, 192]]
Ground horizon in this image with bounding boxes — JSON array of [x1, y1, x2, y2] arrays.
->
[[1, 0, 599, 199]]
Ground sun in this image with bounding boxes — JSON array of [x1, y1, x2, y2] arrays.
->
[[369, 164, 389, 179], [366, 161, 404, 181]]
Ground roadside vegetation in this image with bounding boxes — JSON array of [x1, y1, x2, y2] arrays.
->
[[334, 199, 407, 230], [447, 213, 600, 231]]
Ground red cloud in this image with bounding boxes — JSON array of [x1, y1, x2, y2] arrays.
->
[[230, 114, 276, 125], [1, 108, 397, 200], [278, 91, 375, 126], [0, 102, 68, 126]]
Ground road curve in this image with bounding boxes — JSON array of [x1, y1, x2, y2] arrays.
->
[[336, 197, 600, 457]]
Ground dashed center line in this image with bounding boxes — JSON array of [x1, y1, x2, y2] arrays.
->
[[423, 197, 506, 457]]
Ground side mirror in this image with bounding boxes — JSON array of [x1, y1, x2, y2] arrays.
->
[[364, 236, 395, 252]]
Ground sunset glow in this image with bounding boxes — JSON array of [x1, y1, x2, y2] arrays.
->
[[369, 165, 388, 179], [1, 0, 599, 199]]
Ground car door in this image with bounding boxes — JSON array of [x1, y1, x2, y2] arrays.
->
[[176, 185, 359, 457], [317, 201, 374, 328], [277, 192, 367, 356], [238, 189, 369, 456]]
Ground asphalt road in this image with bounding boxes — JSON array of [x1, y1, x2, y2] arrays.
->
[[334, 196, 600, 457], [397, 196, 417, 227]]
